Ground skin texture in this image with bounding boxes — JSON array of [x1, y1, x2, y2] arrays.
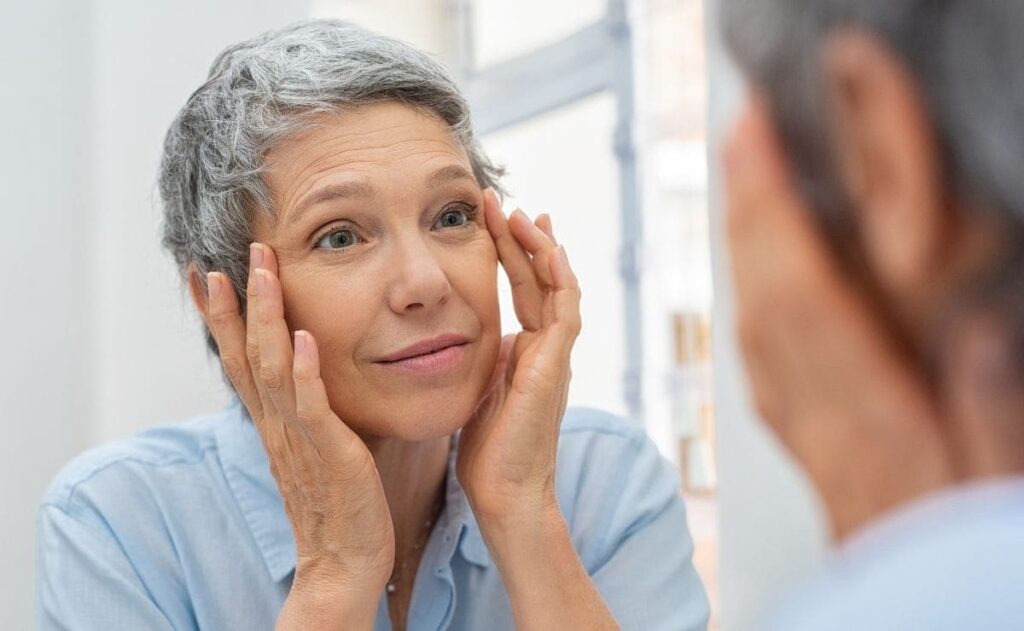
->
[[257, 104, 503, 442], [724, 31, 1024, 541], [189, 102, 618, 630]]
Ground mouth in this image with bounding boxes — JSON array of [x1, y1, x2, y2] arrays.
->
[[375, 334, 470, 375]]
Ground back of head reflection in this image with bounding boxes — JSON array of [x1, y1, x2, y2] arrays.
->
[[721, 1, 1024, 627]]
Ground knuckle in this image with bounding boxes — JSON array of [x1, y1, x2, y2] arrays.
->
[[260, 363, 285, 391], [294, 403, 323, 426], [245, 337, 260, 363], [293, 366, 317, 385], [209, 307, 236, 330], [220, 354, 250, 387], [346, 446, 376, 474], [556, 314, 582, 338], [570, 319, 583, 337]]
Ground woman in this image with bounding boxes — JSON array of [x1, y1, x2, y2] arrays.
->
[[36, 19, 709, 631]]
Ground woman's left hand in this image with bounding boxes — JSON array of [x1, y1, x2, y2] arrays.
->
[[456, 189, 582, 523]]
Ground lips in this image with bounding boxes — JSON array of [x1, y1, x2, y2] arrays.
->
[[376, 333, 470, 364]]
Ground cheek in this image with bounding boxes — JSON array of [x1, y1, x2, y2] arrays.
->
[[280, 268, 377, 362], [449, 240, 500, 331]]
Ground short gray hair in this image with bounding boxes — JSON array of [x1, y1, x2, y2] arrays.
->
[[159, 19, 504, 354], [721, 0, 1024, 357], [722, 0, 1024, 239]]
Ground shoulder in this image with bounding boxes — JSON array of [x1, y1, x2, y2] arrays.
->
[[555, 407, 682, 533], [558, 406, 653, 450], [764, 489, 1024, 630], [557, 406, 672, 483], [40, 408, 231, 518]]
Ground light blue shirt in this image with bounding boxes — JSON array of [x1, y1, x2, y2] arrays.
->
[[764, 477, 1024, 630], [37, 401, 709, 630]]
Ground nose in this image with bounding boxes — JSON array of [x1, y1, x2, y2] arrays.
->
[[386, 236, 452, 315]]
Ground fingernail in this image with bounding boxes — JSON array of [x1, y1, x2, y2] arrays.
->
[[250, 243, 264, 270], [207, 272, 221, 301], [294, 330, 307, 355]]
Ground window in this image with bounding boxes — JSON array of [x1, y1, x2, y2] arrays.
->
[[460, 0, 718, 624]]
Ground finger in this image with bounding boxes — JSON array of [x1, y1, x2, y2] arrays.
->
[[508, 209, 557, 290], [535, 213, 556, 244], [483, 190, 543, 331], [486, 333, 516, 393], [293, 330, 363, 458], [246, 243, 284, 416], [544, 245, 582, 360], [253, 263, 298, 416], [511, 246, 582, 403], [510, 210, 561, 328], [206, 271, 263, 421]]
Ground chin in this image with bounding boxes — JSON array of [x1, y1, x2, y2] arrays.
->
[[391, 407, 473, 441], [345, 387, 482, 442]]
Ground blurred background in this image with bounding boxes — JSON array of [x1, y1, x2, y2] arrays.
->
[[0, 0, 827, 628]]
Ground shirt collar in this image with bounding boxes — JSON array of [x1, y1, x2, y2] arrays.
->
[[443, 432, 492, 568], [214, 399, 491, 583]]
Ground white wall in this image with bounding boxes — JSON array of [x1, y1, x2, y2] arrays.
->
[[3, 1, 319, 627], [703, 1, 829, 629], [0, 2, 94, 625]]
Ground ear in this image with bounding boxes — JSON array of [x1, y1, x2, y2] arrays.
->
[[823, 30, 951, 302], [186, 262, 212, 327]]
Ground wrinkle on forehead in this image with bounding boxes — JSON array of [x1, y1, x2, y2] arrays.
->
[[261, 103, 471, 220]]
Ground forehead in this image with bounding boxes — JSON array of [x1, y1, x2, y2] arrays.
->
[[263, 102, 469, 187]]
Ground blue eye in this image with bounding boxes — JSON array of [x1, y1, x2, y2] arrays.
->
[[433, 206, 474, 229], [315, 229, 360, 250]]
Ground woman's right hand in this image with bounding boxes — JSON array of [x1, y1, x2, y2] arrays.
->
[[203, 243, 393, 630]]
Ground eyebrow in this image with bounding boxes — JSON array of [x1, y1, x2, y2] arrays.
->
[[285, 164, 479, 226], [425, 164, 477, 190], [286, 180, 374, 225]]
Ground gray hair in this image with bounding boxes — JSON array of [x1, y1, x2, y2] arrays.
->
[[159, 19, 504, 355], [721, 0, 1024, 240], [721, 0, 1024, 359]]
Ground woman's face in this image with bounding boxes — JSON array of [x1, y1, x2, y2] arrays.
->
[[254, 102, 501, 441]]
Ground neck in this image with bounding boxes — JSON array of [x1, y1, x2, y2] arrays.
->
[[362, 433, 451, 560], [828, 309, 1024, 542]]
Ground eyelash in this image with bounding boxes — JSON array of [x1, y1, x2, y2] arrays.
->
[[434, 202, 478, 230], [312, 202, 479, 251]]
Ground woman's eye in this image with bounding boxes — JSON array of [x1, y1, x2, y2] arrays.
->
[[315, 229, 360, 250], [433, 207, 473, 229]]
